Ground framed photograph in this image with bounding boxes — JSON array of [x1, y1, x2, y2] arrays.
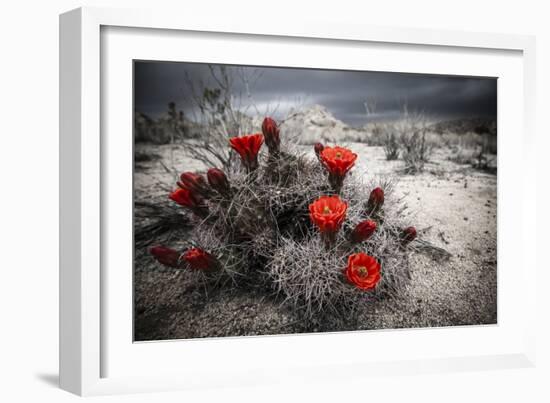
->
[[60, 7, 537, 396]]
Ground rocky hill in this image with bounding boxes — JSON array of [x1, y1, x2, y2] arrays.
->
[[280, 105, 367, 144]]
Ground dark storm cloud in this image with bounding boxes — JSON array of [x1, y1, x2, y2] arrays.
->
[[134, 61, 497, 126]]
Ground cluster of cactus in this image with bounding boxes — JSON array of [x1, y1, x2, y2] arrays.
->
[[150, 117, 418, 321]]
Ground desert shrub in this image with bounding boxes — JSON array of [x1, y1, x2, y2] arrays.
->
[[471, 138, 497, 172], [483, 134, 497, 155], [134, 104, 190, 145], [365, 123, 387, 146], [448, 149, 475, 165], [400, 128, 432, 174], [430, 117, 496, 137], [442, 132, 497, 155], [423, 132, 445, 149], [148, 117, 425, 325], [380, 107, 432, 174], [362, 97, 388, 147], [446, 131, 497, 173], [382, 131, 400, 160], [461, 132, 483, 149]]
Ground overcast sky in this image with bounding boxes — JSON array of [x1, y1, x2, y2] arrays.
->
[[134, 61, 497, 127]]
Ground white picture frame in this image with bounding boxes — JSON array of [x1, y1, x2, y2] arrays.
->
[[59, 6, 537, 396]]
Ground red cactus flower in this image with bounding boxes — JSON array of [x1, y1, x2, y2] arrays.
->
[[350, 220, 377, 243], [207, 168, 230, 195], [169, 188, 207, 216], [319, 146, 358, 191], [314, 142, 324, 159], [320, 146, 357, 177], [309, 195, 348, 235], [150, 246, 181, 268], [402, 226, 417, 245], [345, 252, 381, 291], [262, 117, 280, 154], [367, 187, 384, 213], [229, 133, 264, 171], [178, 172, 211, 198], [183, 248, 218, 271]]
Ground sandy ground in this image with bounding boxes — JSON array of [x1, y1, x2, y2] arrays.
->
[[133, 143, 497, 340]]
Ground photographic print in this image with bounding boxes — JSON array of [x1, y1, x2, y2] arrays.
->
[[133, 61, 497, 341]]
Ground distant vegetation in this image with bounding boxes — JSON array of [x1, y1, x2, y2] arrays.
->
[[135, 99, 496, 175], [366, 115, 496, 173], [135, 102, 203, 144]]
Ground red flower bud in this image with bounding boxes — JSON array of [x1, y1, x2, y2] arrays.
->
[[262, 117, 280, 154], [178, 172, 211, 198], [150, 246, 181, 268], [367, 187, 385, 213], [229, 133, 264, 171], [183, 248, 218, 271], [169, 187, 200, 208], [314, 142, 324, 159], [207, 168, 231, 195], [401, 226, 417, 245], [169, 188, 208, 217], [350, 220, 377, 243]]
